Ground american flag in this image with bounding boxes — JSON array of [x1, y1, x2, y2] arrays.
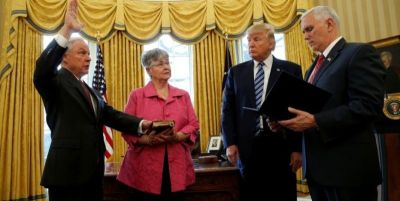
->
[[92, 44, 113, 160]]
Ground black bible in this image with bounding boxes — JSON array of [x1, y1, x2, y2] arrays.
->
[[261, 71, 332, 120]]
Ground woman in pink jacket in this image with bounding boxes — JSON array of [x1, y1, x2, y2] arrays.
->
[[117, 48, 199, 201]]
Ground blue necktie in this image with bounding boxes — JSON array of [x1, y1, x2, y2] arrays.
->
[[254, 62, 264, 133]]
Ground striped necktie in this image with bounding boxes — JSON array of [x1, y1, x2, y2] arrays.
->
[[254, 62, 265, 133]]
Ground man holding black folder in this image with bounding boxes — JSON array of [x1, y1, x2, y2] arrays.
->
[[221, 23, 302, 201], [277, 6, 386, 201]]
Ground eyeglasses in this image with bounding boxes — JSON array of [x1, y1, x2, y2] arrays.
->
[[150, 61, 171, 68]]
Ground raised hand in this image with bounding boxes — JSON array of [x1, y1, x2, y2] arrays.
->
[[59, 0, 84, 38]]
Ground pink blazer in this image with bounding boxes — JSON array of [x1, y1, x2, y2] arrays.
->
[[117, 82, 199, 194]]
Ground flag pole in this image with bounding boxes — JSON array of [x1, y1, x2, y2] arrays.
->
[[222, 28, 232, 91], [92, 31, 114, 164], [96, 31, 100, 44]]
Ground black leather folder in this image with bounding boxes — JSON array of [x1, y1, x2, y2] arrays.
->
[[260, 71, 332, 120]]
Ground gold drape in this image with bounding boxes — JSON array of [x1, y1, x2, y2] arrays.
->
[[284, 22, 313, 194], [101, 32, 144, 164], [22, 0, 308, 41], [284, 21, 313, 77], [193, 30, 236, 152], [0, 18, 45, 200], [2, 0, 310, 82]]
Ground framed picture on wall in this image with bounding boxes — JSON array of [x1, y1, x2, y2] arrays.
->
[[207, 136, 222, 153], [371, 35, 400, 68]]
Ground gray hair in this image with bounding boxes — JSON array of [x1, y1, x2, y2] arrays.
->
[[141, 48, 169, 69], [301, 6, 340, 27], [66, 37, 86, 53]]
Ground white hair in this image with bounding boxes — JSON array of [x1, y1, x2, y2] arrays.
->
[[301, 6, 340, 27]]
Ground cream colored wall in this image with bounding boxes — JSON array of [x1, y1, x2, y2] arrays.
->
[[313, 0, 400, 42]]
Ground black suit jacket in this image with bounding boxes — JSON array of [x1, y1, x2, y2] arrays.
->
[[34, 40, 142, 187], [222, 57, 302, 171], [304, 38, 385, 187]]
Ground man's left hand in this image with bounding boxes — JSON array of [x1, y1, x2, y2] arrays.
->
[[278, 107, 317, 132]]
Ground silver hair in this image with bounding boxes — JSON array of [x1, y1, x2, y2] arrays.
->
[[66, 37, 86, 53], [301, 6, 340, 27], [141, 48, 169, 69]]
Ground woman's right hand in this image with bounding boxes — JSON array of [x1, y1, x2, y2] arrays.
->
[[143, 128, 173, 146]]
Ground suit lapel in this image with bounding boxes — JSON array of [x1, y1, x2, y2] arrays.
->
[[61, 68, 98, 119], [267, 57, 282, 93], [88, 87, 102, 121], [82, 81, 100, 119], [311, 38, 346, 84], [241, 61, 257, 107]]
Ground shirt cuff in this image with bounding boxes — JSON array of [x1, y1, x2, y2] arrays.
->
[[138, 120, 144, 135], [55, 34, 69, 48]]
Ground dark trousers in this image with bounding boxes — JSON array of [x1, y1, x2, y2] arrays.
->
[[48, 162, 104, 201], [240, 134, 297, 201], [308, 177, 377, 201]]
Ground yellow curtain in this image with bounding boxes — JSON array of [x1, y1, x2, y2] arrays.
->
[[0, 18, 45, 200], [284, 21, 313, 194], [101, 32, 145, 164], [284, 21, 313, 77], [193, 30, 237, 152], [2, 0, 310, 83]]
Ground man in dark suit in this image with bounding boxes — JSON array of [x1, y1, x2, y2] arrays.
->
[[221, 23, 302, 201], [33, 0, 155, 200], [278, 6, 385, 201]]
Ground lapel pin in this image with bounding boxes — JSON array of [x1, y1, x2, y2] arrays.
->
[[327, 57, 331, 62], [276, 68, 281, 71]]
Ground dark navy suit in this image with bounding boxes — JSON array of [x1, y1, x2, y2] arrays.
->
[[222, 57, 302, 201], [303, 38, 385, 201]]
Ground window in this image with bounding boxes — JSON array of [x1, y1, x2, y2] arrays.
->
[[144, 35, 194, 101], [240, 33, 286, 62]]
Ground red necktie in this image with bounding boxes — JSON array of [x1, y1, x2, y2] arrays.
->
[[308, 55, 325, 84]]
